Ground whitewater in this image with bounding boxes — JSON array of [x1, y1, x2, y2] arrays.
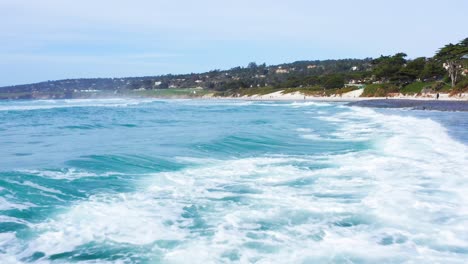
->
[[0, 99, 467, 263]]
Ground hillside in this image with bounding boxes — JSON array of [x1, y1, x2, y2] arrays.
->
[[0, 37, 466, 100], [0, 59, 372, 99]]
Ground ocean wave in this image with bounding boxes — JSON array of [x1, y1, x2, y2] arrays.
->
[[172, 100, 254, 107], [0, 196, 36, 211], [19, 181, 64, 195], [19, 168, 121, 180], [2, 101, 468, 262], [0, 98, 159, 111], [290, 101, 332, 108], [295, 127, 314, 133], [25, 193, 187, 258], [21, 132, 468, 262]]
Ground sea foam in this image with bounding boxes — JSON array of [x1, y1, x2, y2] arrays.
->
[[1, 100, 467, 263]]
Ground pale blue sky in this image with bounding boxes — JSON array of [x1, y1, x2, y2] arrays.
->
[[1, 0, 467, 86]]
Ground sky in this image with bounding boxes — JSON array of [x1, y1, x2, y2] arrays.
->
[[0, 0, 467, 86]]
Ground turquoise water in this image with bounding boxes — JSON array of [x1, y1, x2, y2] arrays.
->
[[0, 99, 467, 263]]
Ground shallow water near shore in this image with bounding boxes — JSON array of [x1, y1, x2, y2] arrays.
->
[[349, 99, 468, 112], [0, 99, 467, 263]]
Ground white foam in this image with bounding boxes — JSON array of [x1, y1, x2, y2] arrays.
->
[[0, 233, 17, 247], [26, 193, 187, 258], [290, 101, 331, 108], [174, 100, 254, 106], [0, 98, 158, 111], [20, 169, 121, 180], [20, 181, 64, 195], [0, 233, 24, 264], [0, 196, 35, 211], [13, 105, 468, 262], [315, 115, 346, 123], [301, 133, 324, 140], [295, 128, 313, 133], [0, 215, 30, 226]]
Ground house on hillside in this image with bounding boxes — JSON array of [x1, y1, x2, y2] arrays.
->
[[345, 79, 365, 89], [275, 67, 289, 74]]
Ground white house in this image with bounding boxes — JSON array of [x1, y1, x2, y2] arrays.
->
[[275, 67, 289, 74]]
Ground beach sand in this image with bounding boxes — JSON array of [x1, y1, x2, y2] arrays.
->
[[204, 89, 468, 102]]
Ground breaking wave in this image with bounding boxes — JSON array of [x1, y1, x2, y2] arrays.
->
[[0, 99, 467, 263]]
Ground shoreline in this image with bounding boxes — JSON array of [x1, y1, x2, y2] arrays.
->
[[201, 89, 468, 102], [198, 90, 468, 111], [348, 99, 468, 112], [2, 90, 468, 112]]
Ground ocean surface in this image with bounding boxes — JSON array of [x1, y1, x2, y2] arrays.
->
[[0, 99, 467, 263]]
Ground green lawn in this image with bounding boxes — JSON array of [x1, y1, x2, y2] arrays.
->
[[0, 92, 32, 99], [131, 88, 212, 98]]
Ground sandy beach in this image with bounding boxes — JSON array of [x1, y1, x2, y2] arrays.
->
[[204, 89, 468, 102]]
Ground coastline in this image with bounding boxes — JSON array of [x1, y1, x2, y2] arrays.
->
[[197, 89, 468, 111], [3, 89, 467, 111], [348, 99, 468, 112], [201, 89, 468, 102]]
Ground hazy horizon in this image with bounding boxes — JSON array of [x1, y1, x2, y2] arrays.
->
[[1, 0, 467, 86]]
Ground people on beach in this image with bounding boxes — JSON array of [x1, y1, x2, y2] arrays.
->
[[436, 93, 440, 100]]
